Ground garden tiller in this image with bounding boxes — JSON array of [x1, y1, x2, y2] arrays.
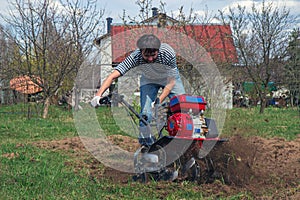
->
[[97, 93, 227, 182]]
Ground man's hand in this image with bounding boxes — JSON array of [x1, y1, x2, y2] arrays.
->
[[90, 96, 101, 108]]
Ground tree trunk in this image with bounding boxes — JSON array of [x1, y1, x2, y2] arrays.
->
[[42, 97, 51, 119], [259, 97, 266, 114], [74, 86, 80, 111]]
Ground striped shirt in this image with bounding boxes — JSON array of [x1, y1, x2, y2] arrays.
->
[[115, 43, 178, 77]]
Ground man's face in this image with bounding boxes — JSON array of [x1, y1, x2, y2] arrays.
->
[[142, 50, 158, 63]]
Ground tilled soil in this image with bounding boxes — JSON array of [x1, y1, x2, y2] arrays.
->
[[31, 134, 300, 198]]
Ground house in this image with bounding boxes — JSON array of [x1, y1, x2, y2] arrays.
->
[[93, 8, 238, 108]]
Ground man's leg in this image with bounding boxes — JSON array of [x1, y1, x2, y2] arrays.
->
[[139, 83, 161, 146]]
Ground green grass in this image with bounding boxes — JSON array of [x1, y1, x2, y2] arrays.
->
[[222, 107, 299, 140], [0, 103, 299, 199], [0, 104, 76, 143], [0, 143, 92, 199], [96, 106, 137, 136]]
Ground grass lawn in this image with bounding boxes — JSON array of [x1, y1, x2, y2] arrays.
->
[[223, 106, 299, 140]]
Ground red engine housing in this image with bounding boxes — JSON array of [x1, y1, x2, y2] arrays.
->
[[169, 94, 206, 114], [167, 113, 194, 138]]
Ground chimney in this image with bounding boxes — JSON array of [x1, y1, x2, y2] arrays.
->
[[152, 7, 158, 17], [106, 17, 113, 33]]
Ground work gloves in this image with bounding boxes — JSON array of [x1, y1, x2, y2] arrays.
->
[[90, 96, 101, 108]]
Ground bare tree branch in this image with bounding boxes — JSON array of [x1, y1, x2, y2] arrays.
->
[[0, 0, 105, 117]]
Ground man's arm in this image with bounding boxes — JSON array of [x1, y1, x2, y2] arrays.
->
[[157, 44, 178, 103], [95, 70, 121, 97], [94, 50, 138, 98], [158, 77, 175, 103]]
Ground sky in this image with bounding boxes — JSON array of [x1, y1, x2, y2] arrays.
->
[[0, 0, 299, 24], [100, 0, 300, 17], [101, 0, 300, 23], [100, 0, 300, 25]]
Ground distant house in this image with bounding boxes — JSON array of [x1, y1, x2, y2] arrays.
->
[[93, 8, 238, 108]]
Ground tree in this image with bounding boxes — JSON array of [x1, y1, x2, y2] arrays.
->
[[219, 0, 295, 113], [0, 0, 104, 118], [285, 28, 300, 107], [0, 25, 9, 81]]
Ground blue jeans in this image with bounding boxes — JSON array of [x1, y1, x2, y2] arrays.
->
[[138, 80, 185, 146]]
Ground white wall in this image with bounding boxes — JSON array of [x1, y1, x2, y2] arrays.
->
[[98, 36, 113, 97]]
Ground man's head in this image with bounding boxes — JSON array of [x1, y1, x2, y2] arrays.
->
[[137, 34, 161, 63]]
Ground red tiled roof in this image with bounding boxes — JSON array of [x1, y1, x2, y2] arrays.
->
[[10, 75, 43, 94], [110, 24, 238, 64]]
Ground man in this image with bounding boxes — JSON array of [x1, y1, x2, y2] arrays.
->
[[91, 34, 185, 147]]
